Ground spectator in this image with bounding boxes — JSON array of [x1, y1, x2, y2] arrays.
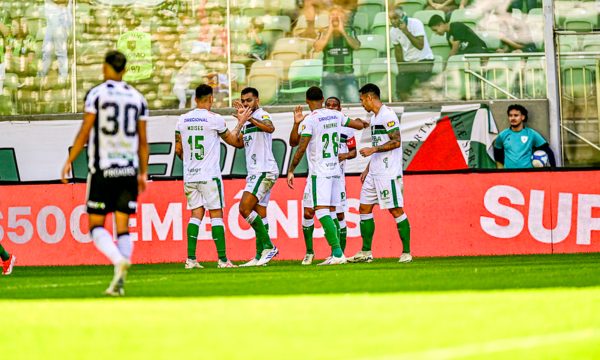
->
[[248, 18, 267, 61], [493, 104, 556, 169], [293, 0, 323, 39], [428, 15, 488, 57], [497, 19, 537, 53], [39, 0, 72, 82], [2, 20, 37, 81], [314, 6, 361, 103], [389, 7, 434, 101], [426, 0, 459, 13]]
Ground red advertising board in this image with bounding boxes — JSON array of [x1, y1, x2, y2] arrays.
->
[[1, 171, 600, 266]]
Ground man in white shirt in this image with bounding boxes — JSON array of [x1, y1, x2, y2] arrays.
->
[[389, 7, 434, 101]]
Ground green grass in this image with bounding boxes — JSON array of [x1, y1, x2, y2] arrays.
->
[[2, 254, 600, 359]]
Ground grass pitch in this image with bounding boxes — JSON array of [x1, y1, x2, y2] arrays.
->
[[2, 254, 600, 359]]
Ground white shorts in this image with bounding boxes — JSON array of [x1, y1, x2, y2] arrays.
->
[[184, 178, 225, 210], [335, 175, 348, 213], [302, 175, 342, 209], [359, 173, 404, 210], [244, 172, 277, 207]]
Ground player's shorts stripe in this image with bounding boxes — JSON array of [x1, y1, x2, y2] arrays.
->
[[311, 175, 317, 206], [214, 177, 224, 208], [391, 179, 399, 208], [252, 172, 266, 195]]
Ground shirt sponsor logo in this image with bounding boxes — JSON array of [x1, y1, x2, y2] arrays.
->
[[87, 200, 106, 209], [184, 117, 208, 123], [128, 201, 137, 210], [103, 166, 136, 178]]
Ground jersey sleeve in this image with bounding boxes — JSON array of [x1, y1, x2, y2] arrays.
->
[[409, 19, 426, 38], [494, 132, 505, 149], [346, 135, 356, 150], [215, 115, 228, 135], [300, 117, 313, 137], [139, 96, 149, 121], [531, 129, 548, 147], [383, 113, 400, 133], [175, 116, 183, 135], [83, 88, 100, 114]]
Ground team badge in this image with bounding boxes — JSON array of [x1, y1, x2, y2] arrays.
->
[[301, 125, 306, 131], [521, 136, 528, 143], [387, 121, 395, 127], [262, 115, 270, 120]]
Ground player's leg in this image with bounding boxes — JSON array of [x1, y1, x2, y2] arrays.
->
[[336, 211, 347, 252], [314, 176, 344, 265], [243, 173, 278, 266], [301, 179, 316, 263], [0, 243, 15, 276], [387, 177, 411, 263], [204, 178, 236, 268], [240, 191, 272, 250], [348, 174, 377, 262], [184, 182, 205, 268]]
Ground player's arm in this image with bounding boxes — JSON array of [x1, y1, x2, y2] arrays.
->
[[137, 119, 149, 192], [228, 107, 253, 148], [289, 105, 305, 147], [175, 132, 183, 159], [360, 161, 370, 183], [344, 117, 369, 130], [61, 112, 96, 183], [360, 129, 401, 157], [248, 116, 275, 133], [287, 134, 310, 189], [338, 136, 357, 161]]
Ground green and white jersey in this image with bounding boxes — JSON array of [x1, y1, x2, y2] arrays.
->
[[300, 108, 348, 177], [339, 124, 356, 174], [242, 108, 278, 175], [370, 105, 403, 178], [176, 108, 227, 183]]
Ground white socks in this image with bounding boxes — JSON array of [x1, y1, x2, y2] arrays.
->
[[92, 227, 125, 265], [302, 217, 314, 227], [117, 233, 133, 260]]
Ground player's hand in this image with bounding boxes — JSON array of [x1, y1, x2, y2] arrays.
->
[[293, 105, 306, 125], [360, 147, 376, 157], [138, 172, 148, 193], [360, 169, 368, 183], [357, 118, 369, 129], [233, 99, 243, 110], [237, 106, 252, 123], [60, 161, 71, 183], [287, 172, 294, 189]]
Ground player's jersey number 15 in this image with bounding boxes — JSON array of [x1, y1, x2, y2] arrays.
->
[[187, 135, 205, 161]]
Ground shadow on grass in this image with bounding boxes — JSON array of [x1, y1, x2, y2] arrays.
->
[[1, 253, 600, 299]]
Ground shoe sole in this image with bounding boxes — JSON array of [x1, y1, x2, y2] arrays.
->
[[3, 255, 16, 275], [399, 259, 412, 263], [347, 257, 373, 263], [106, 260, 131, 296], [256, 248, 279, 266]]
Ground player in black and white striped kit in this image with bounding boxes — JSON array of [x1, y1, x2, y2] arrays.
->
[[61, 51, 149, 296]]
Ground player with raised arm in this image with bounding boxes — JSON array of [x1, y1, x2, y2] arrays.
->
[[61, 51, 149, 296], [175, 84, 247, 269], [347, 84, 412, 264], [288, 86, 366, 265], [229, 87, 279, 267]]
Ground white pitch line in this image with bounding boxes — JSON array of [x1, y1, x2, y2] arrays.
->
[[370, 328, 600, 360], [1, 276, 169, 291]]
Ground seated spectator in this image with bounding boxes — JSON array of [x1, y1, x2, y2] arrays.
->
[[2, 20, 37, 78], [389, 7, 434, 101], [248, 18, 267, 61], [494, 104, 556, 169], [426, 0, 458, 13], [429, 15, 488, 57], [313, 6, 361, 103]]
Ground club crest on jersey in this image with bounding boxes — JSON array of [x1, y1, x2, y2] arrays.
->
[[387, 121, 395, 127], [521, 136, 528, 143], [301, 125, 306, 131], [262, 115, 270, 120]]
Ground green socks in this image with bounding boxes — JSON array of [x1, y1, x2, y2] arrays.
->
[[316, 210, 342, 258], [360, 214, 375, 251], [255, 222, 268, 260], [339, 220, 347, 252], [396, 215, 411, 253], [187, 218, 201, 260], [211, 218, 228, 262], [0, 244, 9, 261], [302, 217, 315, 254], [247, 213, 273, 250]]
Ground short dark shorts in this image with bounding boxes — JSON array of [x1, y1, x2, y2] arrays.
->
[[86, 168, 138, 215]]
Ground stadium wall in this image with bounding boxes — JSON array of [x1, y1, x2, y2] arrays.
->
[[1, 170, 599, 266]]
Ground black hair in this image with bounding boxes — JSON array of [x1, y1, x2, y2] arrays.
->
[[428, 14, 446, 28], [507, 104, 528, 122], [195, 84, 214, 100], [359, 83, 380, 98], [105, 50, 127, 73], [241, 87, 259, 98], [306, 86, 324, 101], [325, 96, 341, 107]]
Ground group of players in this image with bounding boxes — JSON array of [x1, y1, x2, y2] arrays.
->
[[57, 51, 412, 296]]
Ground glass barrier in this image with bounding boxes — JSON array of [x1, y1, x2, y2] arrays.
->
[[554, 0, 598, 32], [557, 33, 600, 167], [0, 0, 548, 116]]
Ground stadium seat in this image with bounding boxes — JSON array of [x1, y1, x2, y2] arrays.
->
[[560, 57, 596, 100], [0, 148, 20, 181], [449, 8, 482, 30], [357, 0, 385, 28], [262, 15, 292, 51], [394, 0, 427, 17], [431, 55, 444, 75], [484, 57, 521, 99], [413, 10, 444, 38], [444, 55, 482, 100], [292, 13, 329, 36], [241, 0, 266, 17], [353, 35, 387, 77], [370, 12, 388, 37], [272, 139, 287, 174], [230, 63, 246, 88], [582, 37, 600, 53], [271, 37, 314, 77], [524, 57, 546, 98], [367, 58, 398, 102], [563, 8, 598, 31], [558, 36, 582, 53], [429, 33, 451, 60], [248, 60, 284, 104], [352, 12, 370, 35], [280, 59, 323, 102]]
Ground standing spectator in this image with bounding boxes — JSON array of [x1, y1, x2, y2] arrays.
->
[[389, 7, 434, 101], [314, 6, 361, 103], [493, 104, 556, 169], [39, 0, 72, 82], [428, 15, 488, 57]]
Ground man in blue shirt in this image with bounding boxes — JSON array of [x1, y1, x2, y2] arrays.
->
[[494, 104, 556, 168]]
